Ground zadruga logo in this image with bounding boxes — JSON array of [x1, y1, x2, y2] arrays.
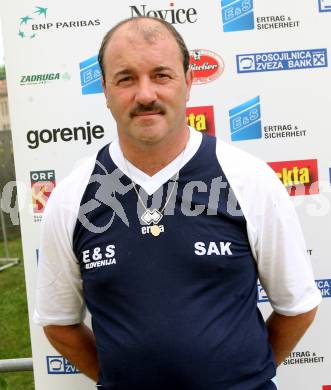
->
[[30, 170, 55, 222], [129, 3, 198, 24], [189, 50, 224, 85], [46, 356, 80, 374], [18, 6, 100, 39], [221, 0, 254, 32], [268, 159, 319, 196], [237, 48, 328, 74], [186, 106, 215, 136], [229, 96, 261, 141], [20, 72, 71, 86], [319, 0, 331, 12], [80, 55, 102, 95], [26, 122, 105, 149]]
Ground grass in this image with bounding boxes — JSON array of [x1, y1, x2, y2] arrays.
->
[[0, 237, 35, 390]]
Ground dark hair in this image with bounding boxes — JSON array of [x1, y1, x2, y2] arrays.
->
[[98, 16, 190, 81]]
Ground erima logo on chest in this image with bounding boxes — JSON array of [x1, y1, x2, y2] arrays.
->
[[194, 241, 233, 256]]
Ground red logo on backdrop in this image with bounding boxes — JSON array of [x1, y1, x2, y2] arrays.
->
[[186, 106, 215, 136], [189, 49, 224, 84], [30, 170, 56, 213], [322, 386, 331, 390], [268, 159, 319, 196]]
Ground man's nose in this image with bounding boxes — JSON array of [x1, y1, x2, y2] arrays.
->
[[135, 77, 157, 105]]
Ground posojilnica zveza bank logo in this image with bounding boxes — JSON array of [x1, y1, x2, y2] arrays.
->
[[236, 48, 328, 74], [268, 159, 319, 196], [319, 0, 331, 12]]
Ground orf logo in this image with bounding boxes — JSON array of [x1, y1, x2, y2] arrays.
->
[[229, 96, 261, 141], [189, 50, 224, 84], [30, 170, 56, 213], [80, 55, 103, 95], [221, 0, 254, 32], [268, 159, 319, 196], [186, 106, 215, 136]]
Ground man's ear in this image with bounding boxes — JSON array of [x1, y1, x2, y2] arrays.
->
[[185, 69, 193, 102], [102, 78, 110, 108]]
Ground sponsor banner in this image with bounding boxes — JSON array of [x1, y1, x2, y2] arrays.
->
[[46, 356, 80, 375], [186, 106, 215, 136], [18, 6, 101, 39], [319, 0, 331, 12], [20, 72, 71, 86], [221, 0, 254, 32], [129, 4, 198, 24], [258, 278, 330, 303], [80, 55, 103, 95], [229, 96, 261, 141], [189, 49, 224, 85], [30, 170, 55, 221], [26, 122, 105, 149], [283, 351, 325, 366], [236, 49, 328, 74], [268, 159, 319, 196], [255, 15, 300, 30], [316, 279, 331, 298]]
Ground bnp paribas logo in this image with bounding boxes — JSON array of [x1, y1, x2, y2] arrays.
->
[[221, 0, 254, 32], [18, 6, 48, 39]]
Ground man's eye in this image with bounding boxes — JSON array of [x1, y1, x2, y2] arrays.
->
[[155, 73, 171, 80], [117, 76, 133, 85]]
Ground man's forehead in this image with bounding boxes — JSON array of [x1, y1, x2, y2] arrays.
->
[[106, 19, 176, 51]]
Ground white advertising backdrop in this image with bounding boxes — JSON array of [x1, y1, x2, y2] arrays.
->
[[1, 0, 330, 389]]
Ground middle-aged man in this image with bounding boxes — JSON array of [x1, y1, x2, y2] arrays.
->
[[34, 16, 322, 390]]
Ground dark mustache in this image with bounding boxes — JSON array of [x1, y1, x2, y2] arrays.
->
[[130, 103, 166, 117]]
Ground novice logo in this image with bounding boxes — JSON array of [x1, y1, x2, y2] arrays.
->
[[229, 96, 261, 141], [189, 50, 224, 84], [221, 0, 254, 32], [46, 356, 80, 374], [30, 170, 55, 219], [80, 55, 103, 95], [237, 48, 328, 73], [268, 159, 319, 196], [186, 106, 215, 136], [129, 3, 198, 24], [319, 0, 331, 12]]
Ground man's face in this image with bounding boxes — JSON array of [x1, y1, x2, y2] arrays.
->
[[102, 21, 192, 148]]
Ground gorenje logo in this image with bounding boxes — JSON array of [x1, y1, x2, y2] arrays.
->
[[319, 0, 331, 12], [186, 106, 215, 136], [30, 170, 55, 221], [18, 6, 101, 39], [26, 122, 105, 149], [221, 0, 254, 32], [46, 356, 80, 374], [229, 96, 261, 141], [268, 159, 319, 196], [80, 55, 103, 95], [189, 50, 224, 84], [129, 3, 198, 24], [237, 49, 328, 74], [20, 72, 71, 86]]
